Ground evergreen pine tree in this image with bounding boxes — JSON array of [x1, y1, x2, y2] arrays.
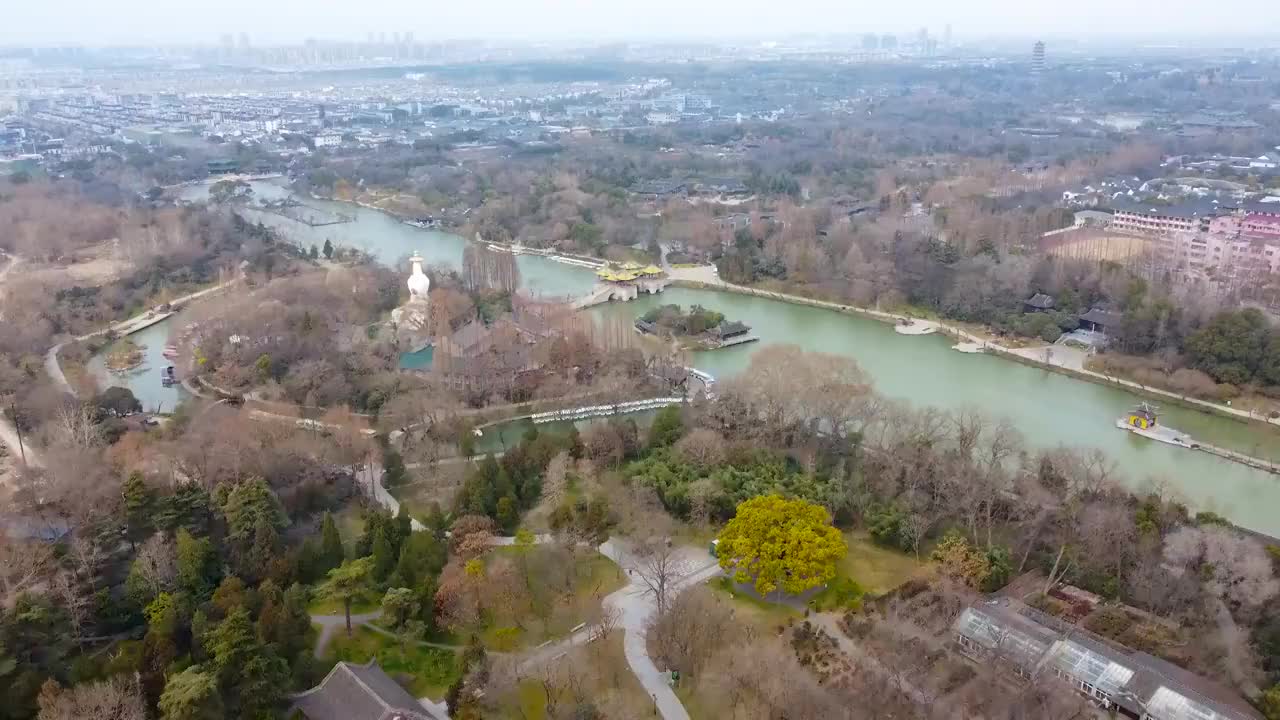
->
[[424, 503, 448, 540], [295, 538, 323, 584], [176, 530, 220, 599], [395, 504, 412, 545], [281, 583, 313, 657], [122, 471, 156, 548], [319, 512, 345, 571], [322, 238, 334, 259], [566, 426, 584, 460], [243, 515, 280, 583], [496, 496, 518, 534], [383, 447, 407, 486], [372, 525, 396, 582]]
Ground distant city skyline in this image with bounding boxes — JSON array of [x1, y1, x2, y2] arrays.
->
[[4, 0, 1280, 46]]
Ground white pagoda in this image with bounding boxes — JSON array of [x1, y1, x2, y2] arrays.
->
[[391, 251, 431, 338]]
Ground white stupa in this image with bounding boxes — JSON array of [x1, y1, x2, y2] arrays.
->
[[392, 251, 430, 334], [407, 251, 430, 301]]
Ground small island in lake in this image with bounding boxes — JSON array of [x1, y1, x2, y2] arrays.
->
[[634, 304, 758, 350], [104, 338, 146, 373]]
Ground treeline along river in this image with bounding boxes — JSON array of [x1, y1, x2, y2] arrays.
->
[[91, 180, 1280, 537]]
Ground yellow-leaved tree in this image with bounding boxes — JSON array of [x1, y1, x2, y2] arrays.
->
[[716, 494, 847, 596]]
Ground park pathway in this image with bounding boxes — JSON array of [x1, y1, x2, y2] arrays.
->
[[310, 609, 384, 659], [0, 253, 40, 471], [520, 539, 723, 720]]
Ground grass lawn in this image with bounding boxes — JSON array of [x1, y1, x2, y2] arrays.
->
[[491, 634, 649, 719], [321, 625, 460, 699], [478, 548, 626, 651], [388, 481, 454, 520], [677, 684, 714, 720], [333, 503, 366, 555], [839, 531, 926, 595], [306, 593, 380, 617], [706, 576, 801, 626]]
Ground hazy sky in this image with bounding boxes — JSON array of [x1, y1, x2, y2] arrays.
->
[[4, 0, 1278, 46]]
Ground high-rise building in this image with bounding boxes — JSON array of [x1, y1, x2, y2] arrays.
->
[[943, 24, 952, 48], [862, 33, 879, 50], [1032, 41, 1046, 75]]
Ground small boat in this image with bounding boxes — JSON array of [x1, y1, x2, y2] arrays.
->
[[161, 365, 177, 386], [162, 344, 179, 359], [1114, 403, 1194, 449]]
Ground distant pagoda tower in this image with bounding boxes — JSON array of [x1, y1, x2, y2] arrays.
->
[[1032, 41, 1046, 76]]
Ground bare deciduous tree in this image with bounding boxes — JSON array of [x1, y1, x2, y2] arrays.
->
[[674, 428, 726, 470], [36, 676, 146, 720], [131, 532, 178, 598], [629, 540, 693, 615], [0, 534, 54, 607], [647, 586, 736, 678]]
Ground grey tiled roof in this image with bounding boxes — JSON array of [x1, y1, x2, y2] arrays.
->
[[1025, 293, 1055, 310], [292, 661, 430, 720]]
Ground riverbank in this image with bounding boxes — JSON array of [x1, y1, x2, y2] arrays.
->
[[670, 276, 1280, 435], [313, 189, 610, 273], [184, 178, 1280, 535], [47, 275, 239, 401]]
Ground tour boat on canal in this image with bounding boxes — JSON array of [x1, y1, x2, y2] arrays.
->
[[1114, 403, 1194, 449]]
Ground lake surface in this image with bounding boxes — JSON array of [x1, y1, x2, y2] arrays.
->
[[87, 319, 189, 413], [116, 179, 1280, 536]]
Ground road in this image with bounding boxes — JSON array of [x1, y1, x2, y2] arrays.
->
[[355, 461, 425, 531]]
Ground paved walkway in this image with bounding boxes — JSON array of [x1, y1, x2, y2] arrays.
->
[[520, 539, 722, 720], [355, 462, 425, 531], [416, 697, 451, 720], [0, 254, 39, 470]]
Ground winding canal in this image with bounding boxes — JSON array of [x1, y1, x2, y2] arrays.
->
[[90, 180, 1280, 535]]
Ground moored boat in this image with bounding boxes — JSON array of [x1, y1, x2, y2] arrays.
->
[[1114, 402, 1195, 449]]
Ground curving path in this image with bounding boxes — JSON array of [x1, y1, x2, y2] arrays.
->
[[311, 609, 384, 658], [0, 254, 40, 469], [45, 276, 240, 398], [521, 539, 723, 720]]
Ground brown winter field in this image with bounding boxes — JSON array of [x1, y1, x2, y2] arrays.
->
[[1043, 230, 1150, 263], [22, 243, 132, 287]]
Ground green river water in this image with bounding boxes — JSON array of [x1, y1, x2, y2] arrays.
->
[[91, 180, 1280, 536]]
